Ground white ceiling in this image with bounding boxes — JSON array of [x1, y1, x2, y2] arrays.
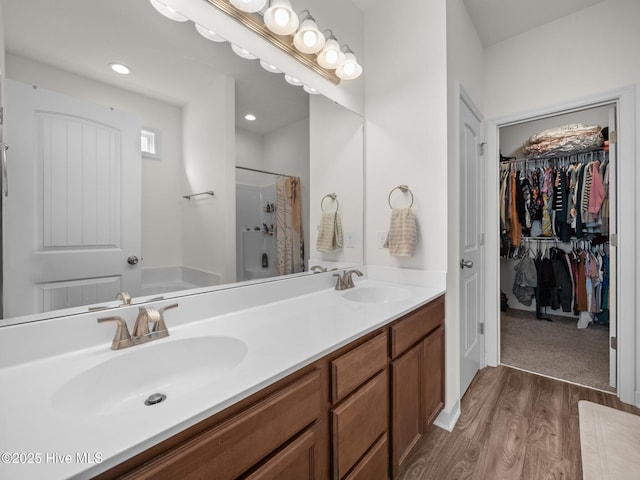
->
[[351, 0, 606, 47], [2, 0, 309, 135]]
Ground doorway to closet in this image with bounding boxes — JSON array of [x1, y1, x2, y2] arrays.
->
[[498, 102, 617, 393]]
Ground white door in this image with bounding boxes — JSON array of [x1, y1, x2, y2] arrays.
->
[[3, 79, 141, 318], [459, 96, 483, 395]]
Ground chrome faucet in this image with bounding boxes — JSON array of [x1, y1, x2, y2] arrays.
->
[[98, 303, 178, 350], [333, 269, 364, 290]]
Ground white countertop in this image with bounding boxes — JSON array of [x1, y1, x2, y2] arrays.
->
[[0, 267, 445, 479]]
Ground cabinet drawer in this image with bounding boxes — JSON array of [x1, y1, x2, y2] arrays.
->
[[124, 369, 322, 480], [344, 433, 389, 480], [331, 332, 387, 403], [391, 295, 444, 359], [245, 426, 320, 480], [332, 370, 388, 479]]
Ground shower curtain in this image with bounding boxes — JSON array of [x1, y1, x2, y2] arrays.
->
[[275, 176, 304, 275]]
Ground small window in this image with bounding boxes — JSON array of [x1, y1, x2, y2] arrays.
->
[[141, 128, 161, 160]]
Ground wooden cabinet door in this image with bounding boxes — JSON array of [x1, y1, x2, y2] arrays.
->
[[245, 427, 321, 480], [390, 342, 422, 476], [423, 325, 445, 427]]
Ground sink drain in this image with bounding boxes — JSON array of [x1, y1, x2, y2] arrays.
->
[[144, 393, 167, 406]]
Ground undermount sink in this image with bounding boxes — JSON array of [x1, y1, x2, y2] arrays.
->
[[51, 336, 248, 416], [342, 286, 411, 304]]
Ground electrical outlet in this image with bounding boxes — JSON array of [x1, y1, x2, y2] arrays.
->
[[377, 231, 388, 249], [345, 231, 357, 248]]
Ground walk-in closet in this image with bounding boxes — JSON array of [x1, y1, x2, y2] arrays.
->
[[498, 103, 617, 392]]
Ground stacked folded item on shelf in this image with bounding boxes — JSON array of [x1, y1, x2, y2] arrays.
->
[[523, 123, 604, 158]]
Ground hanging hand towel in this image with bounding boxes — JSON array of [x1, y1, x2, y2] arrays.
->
[[384, 207, 417, 256], [316, 212, 343, 252]]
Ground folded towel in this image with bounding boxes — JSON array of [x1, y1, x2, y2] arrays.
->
[[316, 212, 343, 252], [384, 208, 417, 256]]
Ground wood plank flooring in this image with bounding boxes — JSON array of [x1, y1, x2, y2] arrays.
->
[[395, 365, 640, 480]]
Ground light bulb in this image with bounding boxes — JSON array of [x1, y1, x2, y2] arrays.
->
[[274, 8, 289, 27], [325, 50, 338, 65], [303, 30, 317, 47], [343, 62, 355, 75]]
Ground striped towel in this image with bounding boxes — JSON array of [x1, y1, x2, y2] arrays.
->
[[316, 212, 343, 252], [384, 208, 417, 256]]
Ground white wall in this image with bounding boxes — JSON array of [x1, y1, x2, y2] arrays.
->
[[5, 54, 184, 269], [483, 0, 640, 404], [364, 0, 448, 270], [309, 94, 364, 266], [236, 128, 264, 171], [182, 75, 235, 283]]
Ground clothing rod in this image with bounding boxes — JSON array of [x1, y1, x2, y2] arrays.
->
[[235, 166, 291, 177], [499, 150, 608, 165]]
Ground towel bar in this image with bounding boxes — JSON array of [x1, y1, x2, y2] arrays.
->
[[388, 185, 414, 209], [321, 193, 339, 212], [183, 190, 215, 200]]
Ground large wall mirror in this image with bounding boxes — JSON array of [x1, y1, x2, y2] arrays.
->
[[0, 0, 364, 324]]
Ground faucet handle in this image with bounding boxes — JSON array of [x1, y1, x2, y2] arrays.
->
[[98, 316, 132, 350], [333, 273, 345, 290], [154, 303, 178, 334]]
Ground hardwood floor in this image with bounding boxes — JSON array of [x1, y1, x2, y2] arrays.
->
[[395, 365, 640, 480]]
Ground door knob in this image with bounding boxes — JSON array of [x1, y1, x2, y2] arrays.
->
[[460, 259, 473, 269], [127, 256, 139, 265]]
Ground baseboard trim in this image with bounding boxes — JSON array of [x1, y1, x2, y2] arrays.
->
[[433, 399, 461, 432]]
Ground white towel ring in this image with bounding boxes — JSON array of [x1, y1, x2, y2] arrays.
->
[[388, 185, 414, 209], [321, 193, 339, 213]]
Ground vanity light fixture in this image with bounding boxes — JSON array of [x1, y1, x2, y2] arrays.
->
[[231, 44, 257, 60], [182, 0, 363, 84], [284, 74, 303, 86], [263, 0, 299, 36], [336, 45, 362, 80], [244, 113, 257, 121], [259, 60, 281, 73], [292, 11, 325, 54], [195, 23, 226, 42], [109, 63, 131, 75], [317, 31, 345, 70], [149, 0, 188, 22], [229, 0, 268, 13]]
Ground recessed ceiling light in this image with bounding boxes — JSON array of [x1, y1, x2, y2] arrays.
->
[[259, 60, 281, 73], [303, 85, 319, 95], [110, 63, 131, 75], [284, 74, 303, 86], [245, 114, 257, 121]]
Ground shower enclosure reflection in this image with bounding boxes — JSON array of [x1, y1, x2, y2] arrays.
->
[[236, 168, 305, 281]]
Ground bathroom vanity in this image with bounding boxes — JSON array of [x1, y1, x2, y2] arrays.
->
[[0, 267, 445, 480]]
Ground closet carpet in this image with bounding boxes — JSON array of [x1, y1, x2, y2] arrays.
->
[[500, 309, 613, 392], [394, 366, 640, 480]]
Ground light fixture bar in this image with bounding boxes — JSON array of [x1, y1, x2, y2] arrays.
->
[[205, 0, 339, 84]]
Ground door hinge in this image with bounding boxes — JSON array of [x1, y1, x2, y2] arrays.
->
[[610, 336, 617, 350], [0, 106, 3, 126], [478, 142, 486, 156], [610, 233, 618, 247], [609, 130, 617, 144], [479, 233, 485, 246], [479, 322, 485, 335]]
